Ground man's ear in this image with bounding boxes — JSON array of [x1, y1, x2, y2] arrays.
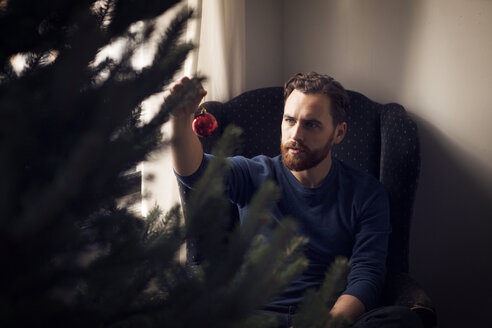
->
[[334, 122, 347, 144]]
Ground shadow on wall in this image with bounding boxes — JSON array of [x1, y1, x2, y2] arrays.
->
[[409, 115, 492, 328]]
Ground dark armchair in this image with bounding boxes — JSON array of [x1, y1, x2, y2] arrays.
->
[[177, 86, 437, 327]]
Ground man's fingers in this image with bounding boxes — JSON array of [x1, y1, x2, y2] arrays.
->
[[198, 88, 207, 98], [192, 89, 207, 104], [180, 76, 190, 83], [174, 76, 190, 87], [167, 76, 190, 92], [164, 77, 207, 115]]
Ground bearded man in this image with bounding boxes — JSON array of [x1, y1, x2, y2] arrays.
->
[[171, 72, 423, 328]]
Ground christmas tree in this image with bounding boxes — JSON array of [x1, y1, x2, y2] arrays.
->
[[0, 1, 350, 327]]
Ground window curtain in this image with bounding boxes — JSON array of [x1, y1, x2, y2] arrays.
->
[[140, 0, 247, 218], [196, 0, 246, 102]]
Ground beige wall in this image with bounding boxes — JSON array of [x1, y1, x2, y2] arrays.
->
[[245, 0, 284, 90], [279, 1, 492, 327]]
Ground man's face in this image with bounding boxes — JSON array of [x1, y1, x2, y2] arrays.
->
[[281, 89, 339, 172]]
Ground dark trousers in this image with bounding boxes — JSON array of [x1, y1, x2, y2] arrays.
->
[[257, 305, 423, 328]]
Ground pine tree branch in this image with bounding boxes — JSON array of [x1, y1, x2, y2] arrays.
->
[[109, 0, 181, 37], [293, 257, 352, 328], [152, 7, 193, 67]]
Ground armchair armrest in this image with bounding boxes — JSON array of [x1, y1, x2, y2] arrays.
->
[[382, 272, 437, 328]]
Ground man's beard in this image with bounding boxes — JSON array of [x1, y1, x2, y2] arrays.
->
[[281, 134, 334, 171]]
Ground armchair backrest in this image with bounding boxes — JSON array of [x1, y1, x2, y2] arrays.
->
[[180, 86, 420, 274]]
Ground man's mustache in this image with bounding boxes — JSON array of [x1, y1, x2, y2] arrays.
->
[[283, 140, 308, 152]]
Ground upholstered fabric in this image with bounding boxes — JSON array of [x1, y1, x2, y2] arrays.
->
[[177, 86, 435, 327], [199, 87, 285, 159]]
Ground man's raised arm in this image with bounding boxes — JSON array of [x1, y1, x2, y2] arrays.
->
[[168, 77, 207, 177]]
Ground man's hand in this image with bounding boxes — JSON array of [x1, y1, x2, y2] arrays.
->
[[328, 294, 365, 325], [166, 76, 207, 119], [167, 76, 207, 177]]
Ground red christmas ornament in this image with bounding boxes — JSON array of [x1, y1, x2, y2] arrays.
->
[[192, 108, 218, 137]]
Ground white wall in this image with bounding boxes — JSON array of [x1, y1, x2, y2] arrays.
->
[[245, 0, 284, 90], [279, 1, 492, 327]]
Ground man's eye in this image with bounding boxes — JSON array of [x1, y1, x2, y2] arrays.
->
[[305, 122, 318, 128], [284, 118, 295, 124]]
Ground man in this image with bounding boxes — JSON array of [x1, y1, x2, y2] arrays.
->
[[170, 72, 422, 328]]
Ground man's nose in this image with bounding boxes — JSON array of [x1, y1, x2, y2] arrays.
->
[[291, 122, 303, 141]]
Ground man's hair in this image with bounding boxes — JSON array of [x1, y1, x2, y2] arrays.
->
[[284, 72, 349, 126]]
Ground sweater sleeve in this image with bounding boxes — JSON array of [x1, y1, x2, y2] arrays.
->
[[175, 153, 267, 206], [174, 153, 214, 188], [342, 183, 391, 311]]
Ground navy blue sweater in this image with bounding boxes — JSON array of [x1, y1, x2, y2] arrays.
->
[[177, 154, 391, 311]]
